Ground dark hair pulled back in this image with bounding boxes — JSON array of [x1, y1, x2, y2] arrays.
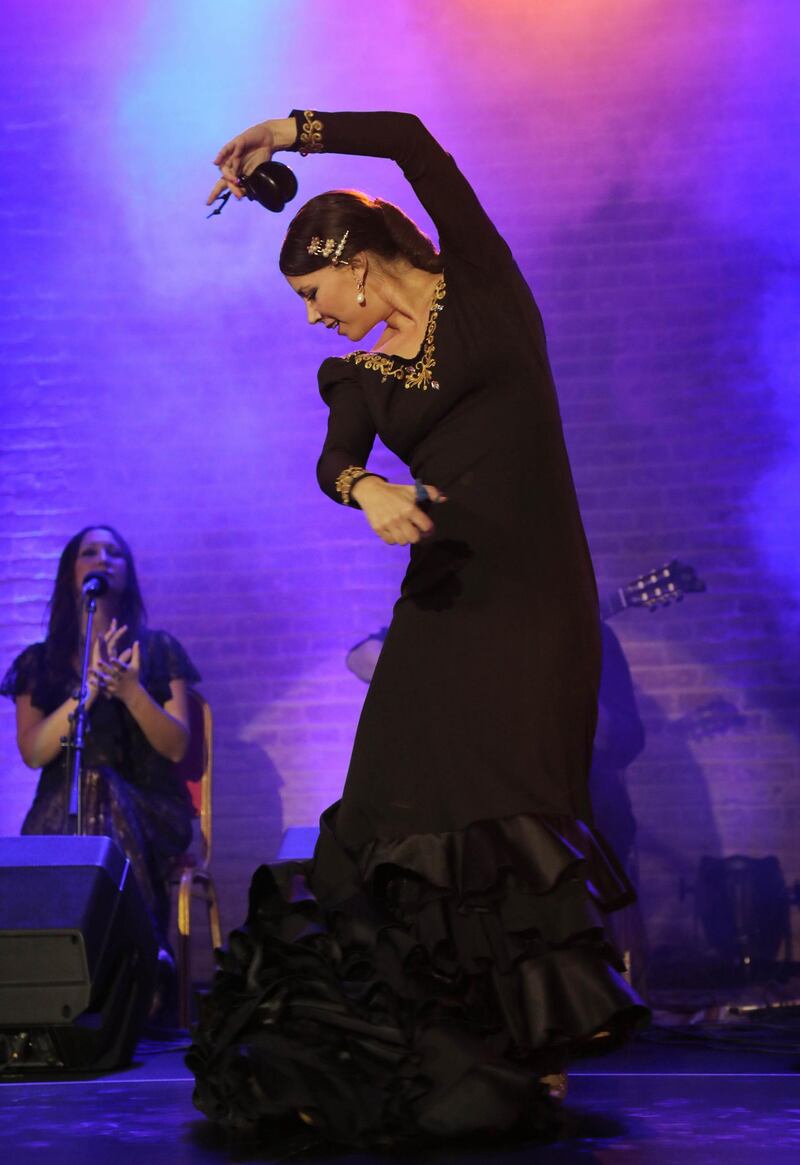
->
[[279, 189, 442, 276]]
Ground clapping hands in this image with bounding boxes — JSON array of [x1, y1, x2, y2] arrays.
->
[[89, 619, 141, 705]]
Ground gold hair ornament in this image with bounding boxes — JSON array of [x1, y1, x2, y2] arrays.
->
[[307, 229, 349, 265]]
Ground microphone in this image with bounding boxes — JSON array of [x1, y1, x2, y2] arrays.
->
[[82, 572, 110, 600]]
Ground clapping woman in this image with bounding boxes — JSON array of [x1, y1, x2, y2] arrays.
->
[[1, 525, 200, 976]]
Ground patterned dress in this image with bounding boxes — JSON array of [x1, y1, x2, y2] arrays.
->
[[1, 629, 199, 948]]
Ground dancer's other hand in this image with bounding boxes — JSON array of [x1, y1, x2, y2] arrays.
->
[[351, 478, 446, 546]]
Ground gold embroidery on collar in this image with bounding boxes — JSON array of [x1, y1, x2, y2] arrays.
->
[[345, 278, 446, 391], [334, 465, 369, 505], [299, 111, 324, 156]]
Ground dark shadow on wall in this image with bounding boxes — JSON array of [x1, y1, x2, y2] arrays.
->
[[535, 188, 800, 977], [589, 618, 726, 984], [628, 687, 725, 981], [541, 185, 800, 734], [209, 731, 284, 931]]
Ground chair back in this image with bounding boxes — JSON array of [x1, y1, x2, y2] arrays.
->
[[174, 689, 213, 867]]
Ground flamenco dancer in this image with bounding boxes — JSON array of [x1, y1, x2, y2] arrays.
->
[[189, 109, 649, 1147]]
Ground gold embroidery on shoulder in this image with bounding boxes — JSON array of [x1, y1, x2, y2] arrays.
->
[[334, 465, 369, 505], [345, 278, 446, 391], [299, 111, 324, 156]]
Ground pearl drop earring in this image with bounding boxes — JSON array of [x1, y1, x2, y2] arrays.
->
[[356, 279, 366, 306]]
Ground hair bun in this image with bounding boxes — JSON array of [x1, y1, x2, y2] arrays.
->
[[374, 199, 441, 273]]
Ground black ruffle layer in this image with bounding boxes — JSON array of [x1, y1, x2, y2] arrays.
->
[[187, 805, 649, 1149]]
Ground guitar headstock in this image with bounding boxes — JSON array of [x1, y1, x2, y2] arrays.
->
[[621, 560, 706, 611]]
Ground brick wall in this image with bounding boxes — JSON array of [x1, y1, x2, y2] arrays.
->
[[1, 0, 798, 974]]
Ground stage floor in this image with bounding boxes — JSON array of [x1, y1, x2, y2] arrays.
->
[[2, 1030, 799, 1164]]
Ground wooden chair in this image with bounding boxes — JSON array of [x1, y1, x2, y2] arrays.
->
[[173, 689, 222, 1028]]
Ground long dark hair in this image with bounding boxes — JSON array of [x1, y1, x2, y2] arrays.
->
[[279, 190, 443, 276], [45, 524, 146, 679]]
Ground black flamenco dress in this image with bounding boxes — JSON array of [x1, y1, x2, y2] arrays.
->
[[188, 111, 649, 1146], [1, 629, 199, 950]]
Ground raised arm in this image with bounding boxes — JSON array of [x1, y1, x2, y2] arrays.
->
[[289, 111, 513, 272], [210, 111, 515, 273]]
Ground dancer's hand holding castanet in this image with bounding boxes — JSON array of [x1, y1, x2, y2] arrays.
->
[[207, 117, 298, 205]]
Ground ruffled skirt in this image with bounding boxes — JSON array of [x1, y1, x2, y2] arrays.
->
[[187, 803, 648, 1148]]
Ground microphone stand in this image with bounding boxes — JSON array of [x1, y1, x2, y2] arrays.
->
[[65, 591, 101, 835]]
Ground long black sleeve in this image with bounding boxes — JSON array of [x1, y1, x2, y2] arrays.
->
[[297, 110, 538, 506], [288, 110, 516, 275], [316, 357, 377, 505]]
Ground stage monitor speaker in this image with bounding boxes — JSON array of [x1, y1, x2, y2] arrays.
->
[[0, 835, 157, 1073]]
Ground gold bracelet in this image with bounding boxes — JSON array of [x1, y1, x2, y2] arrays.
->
[[334, 465, 370, 505]]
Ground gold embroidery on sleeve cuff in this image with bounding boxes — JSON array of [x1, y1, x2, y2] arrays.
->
[[335, 466, 369, 505], [299, 111, 324, 156]]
